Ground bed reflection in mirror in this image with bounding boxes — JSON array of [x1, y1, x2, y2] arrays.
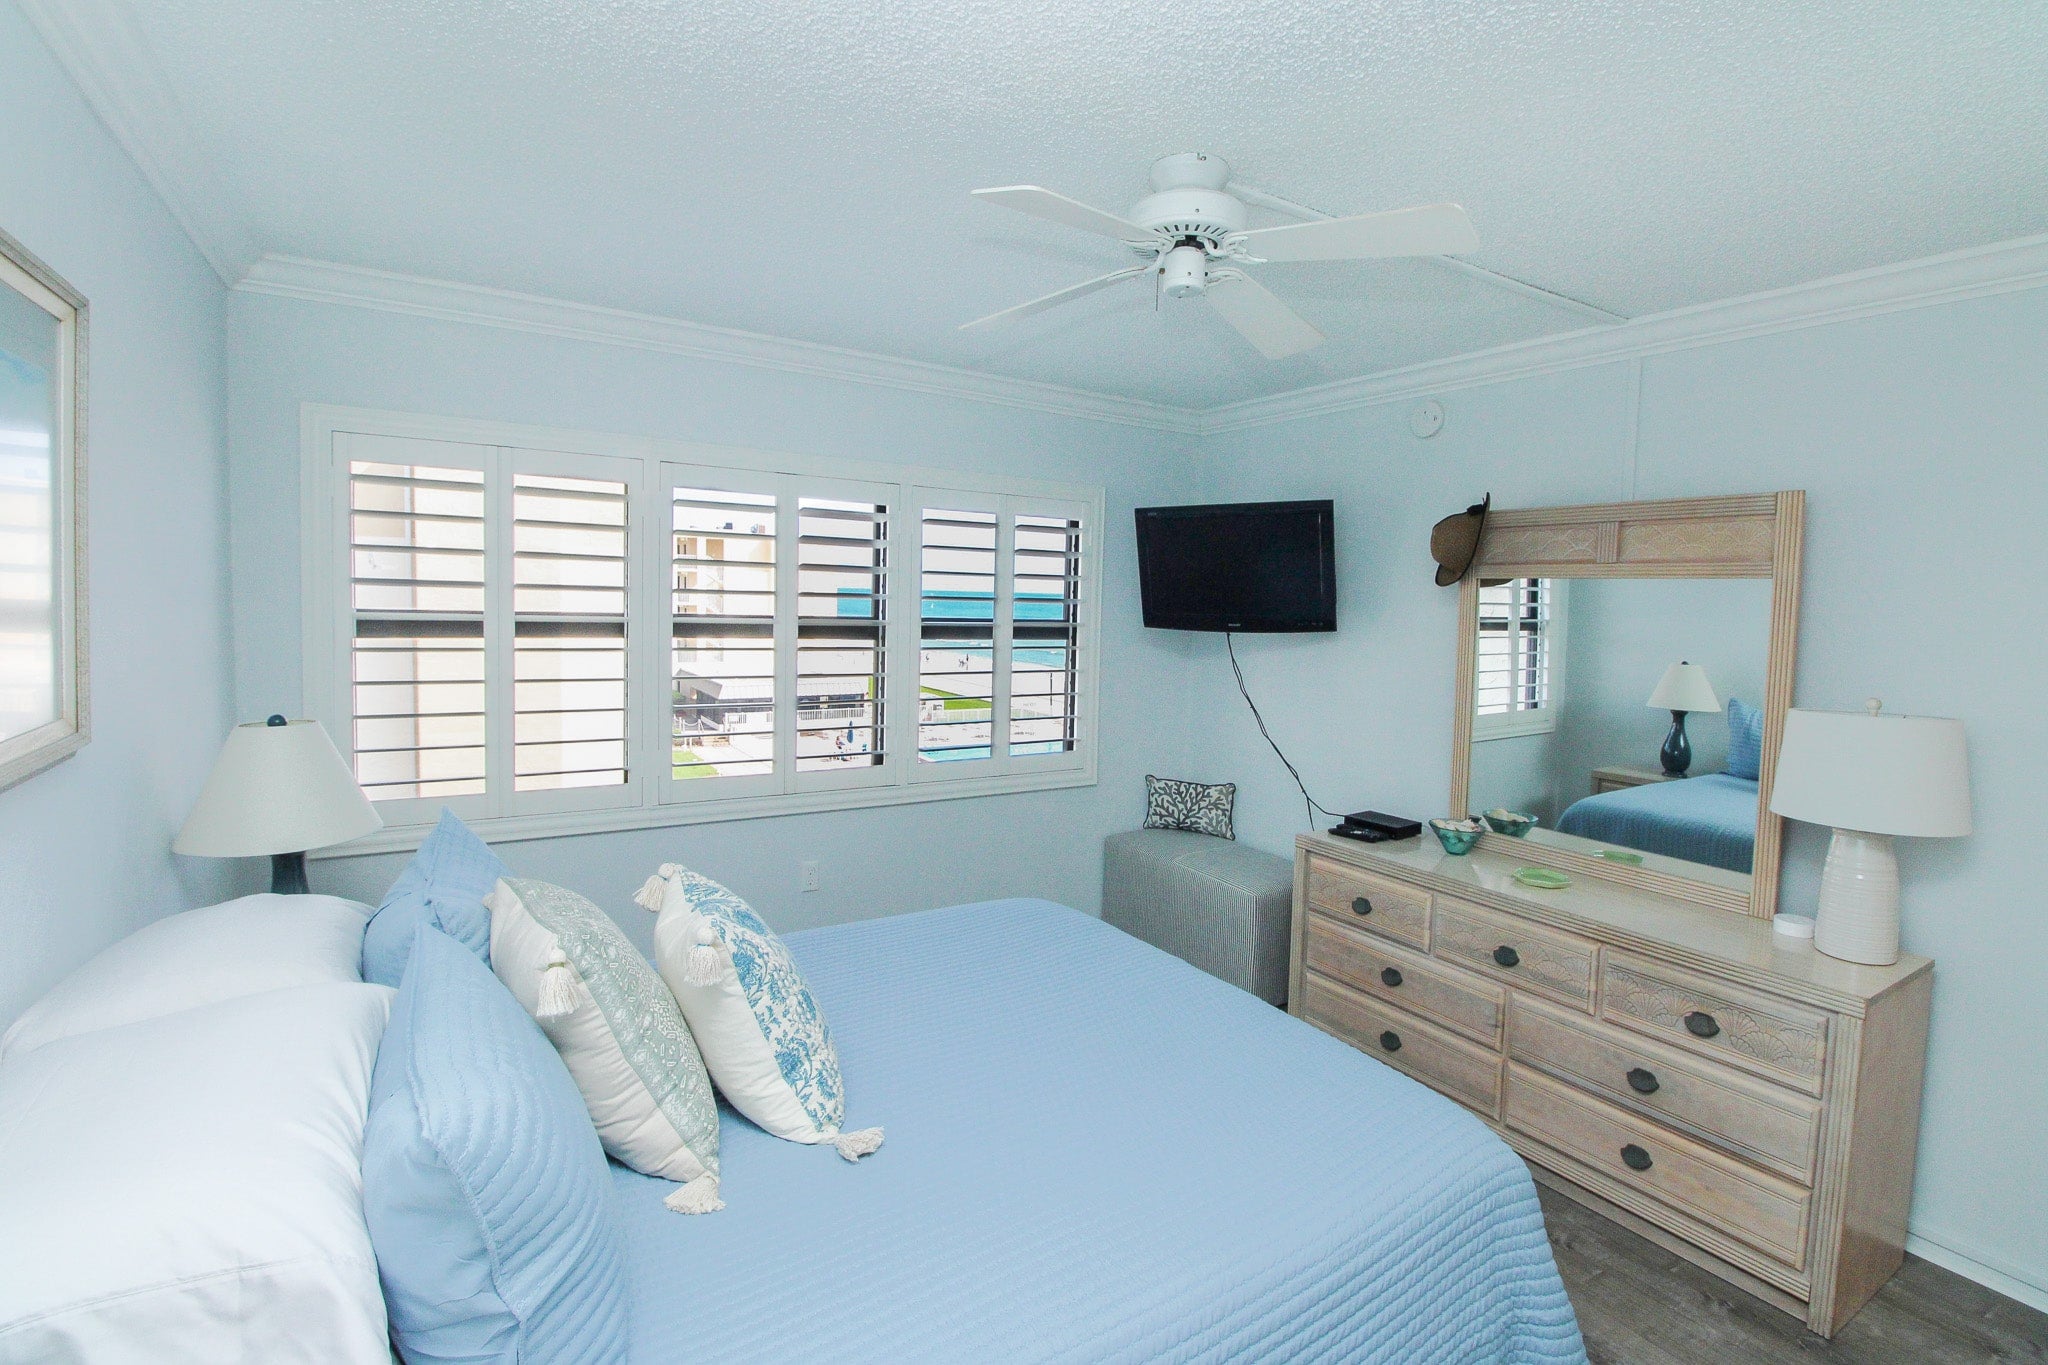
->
[[1466, 574, 1774, 881]]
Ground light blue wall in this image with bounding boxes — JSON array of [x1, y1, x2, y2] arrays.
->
[[0, 3, 238, 1026], [1200, 288, 2048, 1301], [225, 290, 1204, 953]]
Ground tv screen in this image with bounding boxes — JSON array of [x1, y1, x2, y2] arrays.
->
[[1134, 500, 1336, 633]]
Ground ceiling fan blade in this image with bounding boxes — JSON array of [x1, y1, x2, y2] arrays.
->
[[971, 186, 1155, 241], [1204, 272, 1325, 359], [958, 265, 1151, 331], [1236, 203, 1479, 262]]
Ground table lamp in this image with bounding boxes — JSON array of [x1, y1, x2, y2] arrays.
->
[[1647, 661, 1720, 776], [174, 716, 382, 894], [1768, 700, 1971, 965]]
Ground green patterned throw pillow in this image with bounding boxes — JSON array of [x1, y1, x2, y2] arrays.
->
[[1143, 774, 1236, 840], [488, 877, 723, 1213]]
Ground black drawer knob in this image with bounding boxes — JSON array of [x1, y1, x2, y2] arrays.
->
[[1351, 896, 1373, 916], [1684, 1011, 1720, 1039], [1621, 1144, 1654, 1172], [1378, 1030, 1402, 1053], [1626, 1067, 1660, 1095], [1493, 945, 1521, 968], [1380, 967, 1403, 988]]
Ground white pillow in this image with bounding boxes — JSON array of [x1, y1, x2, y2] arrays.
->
[[640, 864, 881, 1159], [0, 982, 394, 1364], [0, 893, 372, 1062], [488, 877, 724, 1212]]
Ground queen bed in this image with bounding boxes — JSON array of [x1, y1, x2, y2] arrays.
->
[[0, 889, 1586, 1364], [1556, 772, 1759, 873], [612, 899, 1586, 1362]]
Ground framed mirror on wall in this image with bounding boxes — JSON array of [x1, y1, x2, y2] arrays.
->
[[0, 228, 88, 791], [1450, 493, 1803, 920]]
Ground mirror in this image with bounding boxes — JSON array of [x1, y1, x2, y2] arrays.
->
[[1467, 576, 1772, 887], [1450, 493, 1803, 920], [0, 227, 87, 793]]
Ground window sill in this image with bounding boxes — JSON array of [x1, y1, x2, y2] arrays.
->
[[1472, 716, 1558, 742], [312, 763, 1098, 859]]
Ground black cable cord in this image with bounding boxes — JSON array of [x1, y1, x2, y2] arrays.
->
[[1225, 631, 1341, 829]]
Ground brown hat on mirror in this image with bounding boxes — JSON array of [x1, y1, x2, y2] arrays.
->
[[1430, 493, 1491, 587]]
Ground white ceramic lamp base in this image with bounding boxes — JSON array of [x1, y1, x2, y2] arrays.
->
[[1812, 828, 1901, 966]]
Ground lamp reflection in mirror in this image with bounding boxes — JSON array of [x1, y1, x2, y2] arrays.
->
[[1647, 660, 1720, 776], [1768, 700, 1971, 965], [174, 716, 382, 894]]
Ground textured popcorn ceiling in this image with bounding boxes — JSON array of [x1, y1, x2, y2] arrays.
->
[[107, 1, 2048, 406]]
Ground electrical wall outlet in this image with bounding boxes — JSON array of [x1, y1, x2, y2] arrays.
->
[[799, 860, 820, 893]]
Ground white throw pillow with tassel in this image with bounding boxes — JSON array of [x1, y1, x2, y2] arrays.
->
[[487, 877, 724, 1213], [638, 864, 881, 1161]]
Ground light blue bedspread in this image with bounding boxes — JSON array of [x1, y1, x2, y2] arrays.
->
[[1557, 772, 1759, 872], [611, 899, 1585, 1363]]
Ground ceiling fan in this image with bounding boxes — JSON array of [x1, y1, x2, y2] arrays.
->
[[960, 152, 1479, 359]]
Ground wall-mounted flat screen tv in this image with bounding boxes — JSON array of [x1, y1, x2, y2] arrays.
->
[[1135, 500, 1336, 633]]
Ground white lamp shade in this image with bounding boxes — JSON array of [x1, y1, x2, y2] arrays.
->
[[1647, 661, 1721, 713], [1768, 706, 1972, 837], [174, 719, 382, 857]]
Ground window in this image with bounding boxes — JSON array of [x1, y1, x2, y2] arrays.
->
[[305, 410, 1100, 847], [1473, 576, 1563, 740]]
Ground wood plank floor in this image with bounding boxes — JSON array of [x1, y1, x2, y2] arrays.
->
[[1541, 1187, 2048, 1364]]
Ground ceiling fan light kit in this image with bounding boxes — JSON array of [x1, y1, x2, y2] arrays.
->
[[963, 152, 1479, 361]]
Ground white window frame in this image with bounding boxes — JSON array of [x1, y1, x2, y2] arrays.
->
[[1472, 576, 1566, 742], [302, 405, 1102, 854]]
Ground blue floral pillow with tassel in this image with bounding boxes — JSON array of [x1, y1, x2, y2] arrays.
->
[[637, 865, 882, 1162]]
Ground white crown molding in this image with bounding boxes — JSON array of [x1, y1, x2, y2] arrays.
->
[[1202, 232, 2048, 433], [18, 0, 259, 284], [235, 255, 1204, 434]]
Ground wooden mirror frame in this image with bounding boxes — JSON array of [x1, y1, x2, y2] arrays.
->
[[1450, 492, 1803, 920]]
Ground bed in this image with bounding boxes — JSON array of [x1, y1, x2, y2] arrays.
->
[[1556, 772, 1758, 872], [611, 899, 1586, 1363]]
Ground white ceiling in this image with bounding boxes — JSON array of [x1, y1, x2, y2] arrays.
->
[[34, 0, 2048, 409]]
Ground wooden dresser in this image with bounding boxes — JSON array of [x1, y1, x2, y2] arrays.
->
[[1288, 831, 1932, 1336]]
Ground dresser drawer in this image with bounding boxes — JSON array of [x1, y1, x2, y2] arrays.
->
[[1302, 972, 1503, 1117], [1504, 1063, 1811, 1270], [1304, 915, 1504, 1047], [1304, 857, 1431, 951], [1432, 897, 1598, 1010], [1508, 996, 1821, 1184], [1602, 950, 1830, 1095]]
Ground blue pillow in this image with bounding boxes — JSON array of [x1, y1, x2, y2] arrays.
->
[[361, 809, 509, 986], [1725, 697, 1764, 781], [364, 925, 629, 1364]]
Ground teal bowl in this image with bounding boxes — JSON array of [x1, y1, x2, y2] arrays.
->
[[1483, 809, 1538, 838], [1430, 820, 1483, 856]]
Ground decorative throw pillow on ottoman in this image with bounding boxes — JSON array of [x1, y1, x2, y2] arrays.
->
[[1143, 774, 1237, 840], [637, 864, 882, 1161], [488, 877, 723, 1213]]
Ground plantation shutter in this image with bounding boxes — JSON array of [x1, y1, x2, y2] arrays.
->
[[347, 454, 489, 802], [1009, 512, 1081, 757], [796, 495, 888, 773], [1473, 576, 1559, 739], [916, 507, 999, 765], [511, 472, 629, 792]]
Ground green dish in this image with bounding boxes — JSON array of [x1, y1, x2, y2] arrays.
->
[[1513, 866, 1572, 890], [1596, 849, 1645, 866]]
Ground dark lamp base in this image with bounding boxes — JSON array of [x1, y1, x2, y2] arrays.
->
[[1659, 710, 1693, 776], [271, 851, 310, 896]]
